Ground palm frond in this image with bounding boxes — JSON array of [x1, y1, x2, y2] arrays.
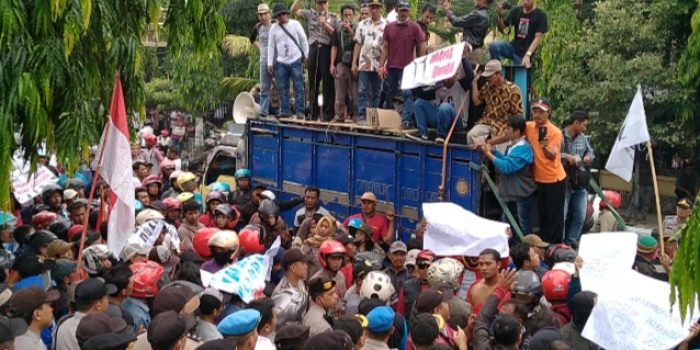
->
[[222, 35, 251, 58], [220, 76, 258, 99]]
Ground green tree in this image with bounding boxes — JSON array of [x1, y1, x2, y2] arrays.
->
[[536, 0, 696, 162], [0, 0, 225, 209]]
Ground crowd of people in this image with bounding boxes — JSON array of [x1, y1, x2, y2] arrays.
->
[[0, 119, 698, 350]]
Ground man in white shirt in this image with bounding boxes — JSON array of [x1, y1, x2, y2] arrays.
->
[[268, 3, 310, 119], [10, 288, 59, 350], [248, 298, 277, 350]]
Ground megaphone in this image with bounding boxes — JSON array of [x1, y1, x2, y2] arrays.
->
[[233, 92, 260, 124]]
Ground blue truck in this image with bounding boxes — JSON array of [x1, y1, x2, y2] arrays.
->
[[202, 66, 529, 242]]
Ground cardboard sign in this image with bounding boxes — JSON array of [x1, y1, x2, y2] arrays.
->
[[577, 232, 638, 293], [423, 202, 509, 257], [11, 154, 58, 205], [401, 43, 466, 90]]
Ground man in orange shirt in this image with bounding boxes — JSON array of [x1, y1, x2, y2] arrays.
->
[[489, 98, 567, 243]]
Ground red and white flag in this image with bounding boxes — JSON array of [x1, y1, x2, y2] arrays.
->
[[96, 76, 135, 255]]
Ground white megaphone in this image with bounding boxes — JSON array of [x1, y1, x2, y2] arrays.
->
[[232, 92, 260, 124]]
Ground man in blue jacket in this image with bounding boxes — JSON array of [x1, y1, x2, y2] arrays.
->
[[480, 115, 536, 234]]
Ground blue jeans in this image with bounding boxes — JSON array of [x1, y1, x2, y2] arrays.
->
[[414, 99, 463, 138], [564, 187, 587, 245], [489, 41, 523, 65], [515, 195, 534, 235], [275, 59, 305, 116], [358, 71, 381, 120], [383, 68, 415, 125], [260, 63, 273, 116]]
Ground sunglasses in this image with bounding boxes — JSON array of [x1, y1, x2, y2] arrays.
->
[[417, 262, 431, 269]]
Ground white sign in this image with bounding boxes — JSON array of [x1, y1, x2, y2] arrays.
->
[[401, 43, 466, 90], [578, 232, 638, 293], [423, 202, 509, 257], [582, 270, 693, 350], [11, 154, 58, 205]]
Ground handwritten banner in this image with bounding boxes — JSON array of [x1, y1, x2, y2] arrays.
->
[[577, 232, 638, 293], [423, 202, 509, 257], [582, 269, 694, 350], [401, 43, 466, 90], [11, 154, 58, 205]]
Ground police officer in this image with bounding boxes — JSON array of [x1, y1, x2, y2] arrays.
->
[[304, 276, 338, 337], [291, 0, 338, 121], [663, 198, 693, 238], [272, 249, 310, 327]]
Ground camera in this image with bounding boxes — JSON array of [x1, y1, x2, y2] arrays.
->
[[500, 2, 512, 10]]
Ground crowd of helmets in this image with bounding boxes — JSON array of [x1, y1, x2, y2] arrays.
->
[[0, 147, 611, 350]]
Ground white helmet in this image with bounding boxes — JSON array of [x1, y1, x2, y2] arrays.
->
[[359, 271, 395, 303], [427, 258, 465, 291]]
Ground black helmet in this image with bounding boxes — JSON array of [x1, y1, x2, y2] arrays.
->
[[353, 252, 382, 280], [41, 184, 63, 202], [258, 199, 280, 217], [28, 230, 58, 252], [214, 204, 234, 218], [513, 270, 542, 299]]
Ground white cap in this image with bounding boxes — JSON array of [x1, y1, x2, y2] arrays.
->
[[261, 190, 276, 201], [63, 189, 78, 201], [405, 249, 421, 268]]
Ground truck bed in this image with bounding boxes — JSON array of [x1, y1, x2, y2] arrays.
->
[[247, 119, 483, 242]]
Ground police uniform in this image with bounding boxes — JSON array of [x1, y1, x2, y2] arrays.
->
[[299, 4, 338, 120], [663, 215, 686, 237], [310, 267, 347, 316], [304, 277, 336, 337]]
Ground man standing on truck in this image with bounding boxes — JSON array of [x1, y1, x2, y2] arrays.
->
[[268, 3, 309, 119], [490, 0, 548, 68], [443, 0, 491, 65], [379, 1, 426, 129], [561, 111, 595, 246], [353, 0, 387, 126], [250, 4, 275, 117], [343, 192, 395, 247], [291, 0, 337, 121], [331, 4, 359, 122], [467, 60, 523, 148]]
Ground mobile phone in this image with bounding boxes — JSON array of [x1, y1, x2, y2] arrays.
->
[[538, 126, 547, 141]]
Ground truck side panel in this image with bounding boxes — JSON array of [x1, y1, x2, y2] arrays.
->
[[248, 120, 482, 242]]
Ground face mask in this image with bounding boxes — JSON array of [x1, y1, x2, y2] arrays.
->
[[213, 251, 233, 266]]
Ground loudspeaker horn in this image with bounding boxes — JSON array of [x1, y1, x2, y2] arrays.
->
[[232, 92, 260, 124]]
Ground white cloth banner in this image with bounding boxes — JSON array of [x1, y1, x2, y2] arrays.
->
[[401, 43, 465, 90], [605, 86, 651, 182], [582, 269, 693, 350], [207, 254, 267, 303], [11, 156, 58, 205], [423, 202, 509, 257], [578, 232, 638, 293]]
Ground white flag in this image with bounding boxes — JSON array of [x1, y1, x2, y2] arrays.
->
[[604, 86, 650, 182]]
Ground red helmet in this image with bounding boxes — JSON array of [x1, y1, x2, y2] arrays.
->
[[32, 211, 58, 228], [319, 240, 347, 268], [542, 269, 571, 302], [238, 224, 266, 255], [163, 197, 181, 210], [142, 175, 163, 188], [600, 190, 622, 210], [417, 249, 436, 263], [130, 261, 165, 299], [193, 228, 219, 259], [143, 134, 157, 147]]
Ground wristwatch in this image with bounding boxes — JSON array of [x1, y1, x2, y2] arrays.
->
[[526, 51, 533, 57]]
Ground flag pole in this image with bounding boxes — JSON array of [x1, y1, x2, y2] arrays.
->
[[646, 141, 665, 255], [75, 124, 110, 275]]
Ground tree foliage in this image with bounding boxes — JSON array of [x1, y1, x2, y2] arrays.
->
[[537, 0, 698, 162], [670, 196, 700, 322], [0, 0, 226, 209]]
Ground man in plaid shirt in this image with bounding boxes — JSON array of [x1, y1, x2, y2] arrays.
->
[[562, 110, 595, 245]]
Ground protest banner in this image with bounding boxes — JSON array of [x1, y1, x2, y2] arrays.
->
[[582, 269, 694, 350], [401, 43, 466, 90], [207, 254, 267, 303], [127, 219, 181, 252], [423, 202, 509, 257], [11, 154, 58, 205], [577, 232, 638, 293]]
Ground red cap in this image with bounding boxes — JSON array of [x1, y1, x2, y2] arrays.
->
[[68, 225, 85, 241]]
